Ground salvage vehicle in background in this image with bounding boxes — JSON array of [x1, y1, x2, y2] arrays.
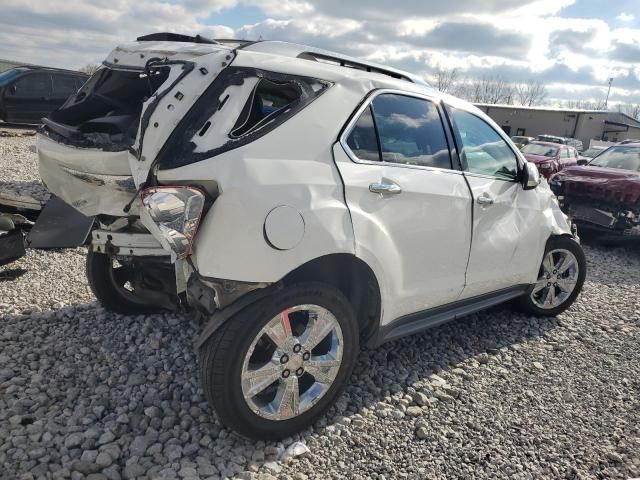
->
[[521, 141, 580, 179], [0, 66, 88, 124], [510, 135, 534, 149], [550, 142, 640, 240], [579, 145, 607, 161], [32, 33, 586, 439]]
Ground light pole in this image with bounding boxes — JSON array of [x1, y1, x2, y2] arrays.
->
[[604, 77, 613, 110]]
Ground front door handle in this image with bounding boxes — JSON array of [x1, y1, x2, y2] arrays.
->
[[369, 183, 402, 195], [477, 194, 494, 206]]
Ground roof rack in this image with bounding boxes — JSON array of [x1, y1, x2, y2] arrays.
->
[[136, 33, 219, 44], [297, 51, 416, 83]]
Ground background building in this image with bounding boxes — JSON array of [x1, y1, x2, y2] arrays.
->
[[476, 103, 640, 147], [0, 58, 41, 73]]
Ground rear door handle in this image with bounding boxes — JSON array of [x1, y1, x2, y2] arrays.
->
[[477, 194, 494, 206], [369, 183, 402, 195]]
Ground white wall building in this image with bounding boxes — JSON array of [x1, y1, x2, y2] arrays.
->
[[475, 103, 640, 146]]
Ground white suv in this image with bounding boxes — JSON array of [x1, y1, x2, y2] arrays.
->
[[35, 33, 586, 439]]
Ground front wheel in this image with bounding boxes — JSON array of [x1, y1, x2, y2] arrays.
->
[[517, 235, 586, 316], [199, 282, 359, 440]]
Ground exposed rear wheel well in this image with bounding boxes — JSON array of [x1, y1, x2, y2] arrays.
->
[[282, 254, 381, 344]]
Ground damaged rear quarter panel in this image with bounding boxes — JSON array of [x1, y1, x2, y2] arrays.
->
[[130, 50, 234, 187], [155, 75, 368, 283]]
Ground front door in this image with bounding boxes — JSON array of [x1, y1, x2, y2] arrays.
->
[[334, 92, 473, 324], [447, 107, 542, 298]]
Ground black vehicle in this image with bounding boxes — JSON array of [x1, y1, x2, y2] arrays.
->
[[0, 66, 89, 124]]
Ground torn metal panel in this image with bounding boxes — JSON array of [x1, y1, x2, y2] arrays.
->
[[153, 67, 332, 171], [27, 196, 94, 249]]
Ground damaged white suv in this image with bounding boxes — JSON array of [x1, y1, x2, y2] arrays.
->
[[36, 33, 586, 439]]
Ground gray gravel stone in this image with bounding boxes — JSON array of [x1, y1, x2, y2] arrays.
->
[[1, 135, 640, 479]]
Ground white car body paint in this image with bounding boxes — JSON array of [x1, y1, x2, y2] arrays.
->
[[37, 38, 573, 331]]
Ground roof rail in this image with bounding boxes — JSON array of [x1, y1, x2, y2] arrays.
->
[[297, 51, 417, 83], [136, 33, 219, 44]]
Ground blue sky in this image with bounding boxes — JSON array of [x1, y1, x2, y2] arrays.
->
[[0, 0, 638, 105]]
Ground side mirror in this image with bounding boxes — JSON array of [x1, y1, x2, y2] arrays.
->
[[577, 158, 588, 166], [522, 162, 541, 190]]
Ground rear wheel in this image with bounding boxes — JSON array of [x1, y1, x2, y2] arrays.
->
[[199, 282, 359, 440], [86, 250, 161, 314], [517, 236, 586, 316]]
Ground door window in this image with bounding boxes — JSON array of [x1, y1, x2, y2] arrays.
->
[[13, 74, 53, 98], [52, 75, 79, 98], [560, 148, 570, 158], [345, 105, 380, 162], [450, 108, 518, 180], [371, 94, 452, 169]]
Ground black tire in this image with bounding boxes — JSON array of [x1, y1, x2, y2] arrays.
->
[[517, 235, 586, 317], [199, 282, 359, 440], [86, 250, 160, 315]]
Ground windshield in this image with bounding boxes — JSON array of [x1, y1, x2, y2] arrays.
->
[[582, 147, 605, 158], [0, 68, 24, 87], [522, 143, 558, 157], [589, 145, 640, 172]]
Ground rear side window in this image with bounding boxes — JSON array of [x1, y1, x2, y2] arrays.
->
[[346, 106, 380, 162], [372, 94, 451, 169], [230, 78, 304, 138], [451, 108, 518, 180], [13, 73, 52, 98], [345, 93, 452, 169]]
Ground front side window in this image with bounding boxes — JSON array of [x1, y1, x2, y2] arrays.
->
[[52, 75, 79, 98], [371, 94, 452, 169], [451, 108, 519, 180], [13, 73, 52, 98]]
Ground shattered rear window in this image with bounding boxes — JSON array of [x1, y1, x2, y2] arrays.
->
[[230, 78, 303, 138], [156, 67, 332, 169]]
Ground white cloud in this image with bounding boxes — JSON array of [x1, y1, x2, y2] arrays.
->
[[0, 0, 638, 104], [616, 12, 635, 22]]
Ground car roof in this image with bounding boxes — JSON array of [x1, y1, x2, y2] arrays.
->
[[530, 141, 564, 148], [116, 34, 428, 86], [7, 65, 87, 76]]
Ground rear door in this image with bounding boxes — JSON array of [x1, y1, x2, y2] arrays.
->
[[447, 106, 540, 298], [4, 73, 53, 123], [333, 91, 473, 324]]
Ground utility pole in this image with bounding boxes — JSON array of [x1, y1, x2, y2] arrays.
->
[[604, 77, 613, 110]]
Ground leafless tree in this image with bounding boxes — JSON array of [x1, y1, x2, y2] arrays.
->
[[617, 103, 640, 119], [79, 63, 100, 75], [461, 76, 515, 104], [561, 99, 607, 110], [515, 80, 547, 107], [432, 64, 460, 94]]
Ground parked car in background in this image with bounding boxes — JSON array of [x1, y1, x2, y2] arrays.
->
[[578, 145, 607, 164], [34, 33, 586, 439], [0, 66, 88, 124], [511, 135, 534, 149], [521, 141, 580, 179], [550, 143, 640, 240]]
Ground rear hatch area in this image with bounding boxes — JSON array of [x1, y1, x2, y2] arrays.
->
[[37, 39, 235, 217]]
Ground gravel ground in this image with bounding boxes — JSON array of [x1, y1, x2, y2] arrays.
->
[[1, 133, 640, 479]]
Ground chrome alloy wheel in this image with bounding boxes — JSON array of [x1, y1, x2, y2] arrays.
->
[[531, 248, 580, 309], [240, 304, 344, 421]]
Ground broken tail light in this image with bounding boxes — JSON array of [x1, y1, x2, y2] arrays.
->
[[140, 187, 205, 259]]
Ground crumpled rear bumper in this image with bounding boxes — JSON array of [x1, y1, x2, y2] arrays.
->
[[37, 134, 138, 217]]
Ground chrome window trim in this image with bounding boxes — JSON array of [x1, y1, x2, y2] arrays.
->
[[338, 88, 463, 176]]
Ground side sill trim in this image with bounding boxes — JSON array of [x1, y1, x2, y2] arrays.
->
[[375, 284, 530, 346]]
